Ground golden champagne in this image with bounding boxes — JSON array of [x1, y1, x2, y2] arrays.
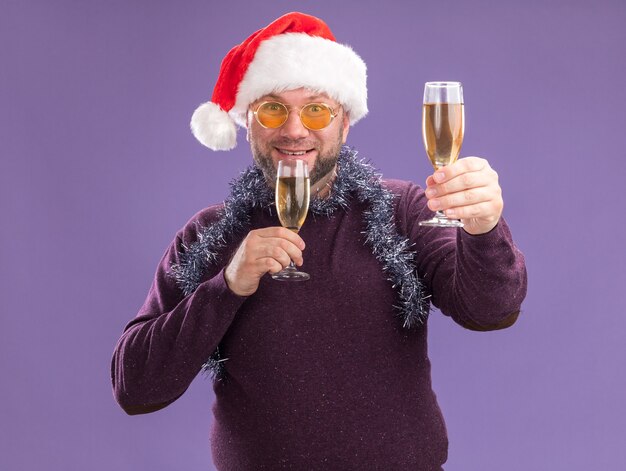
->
[[276, 176, 310, 232], [422, 103, 465, 169]]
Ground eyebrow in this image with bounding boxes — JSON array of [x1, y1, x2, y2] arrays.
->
[[262, 93, 331, 102]]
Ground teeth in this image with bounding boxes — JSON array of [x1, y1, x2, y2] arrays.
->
[[280, 150, 307, 156]]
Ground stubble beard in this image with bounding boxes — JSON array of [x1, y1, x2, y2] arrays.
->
[[250, 128, 344, 189]]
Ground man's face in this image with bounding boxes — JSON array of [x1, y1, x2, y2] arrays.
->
[[248, 88, 350, 187]]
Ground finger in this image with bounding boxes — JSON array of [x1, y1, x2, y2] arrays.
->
[[253, 226, 306, 250], [427, 170, 493, 198], [427, 186, 499, 212], [274, 237, 304, 265], [255, 238, 304, 266], [252, 242, 295, 268], [431, 157, 488, 184], [260, 257, 286, 275], [443, 200, 502, 221]]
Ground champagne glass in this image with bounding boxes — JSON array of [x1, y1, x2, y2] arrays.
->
[[271, 159, 311, 281], [419, 81, 465, 228]]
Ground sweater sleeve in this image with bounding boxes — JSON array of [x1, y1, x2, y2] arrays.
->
[[111, 212, 247, 415], [391, 179, 527, 331]]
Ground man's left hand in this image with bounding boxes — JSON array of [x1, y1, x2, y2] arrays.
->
[[424, 157, 503, 235]]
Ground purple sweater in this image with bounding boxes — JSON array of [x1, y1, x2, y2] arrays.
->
[[112, 179, 527, 470]]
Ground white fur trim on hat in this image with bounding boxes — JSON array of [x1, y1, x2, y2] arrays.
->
[[230, 33, 368, 127], [190, 101, 237, 151]]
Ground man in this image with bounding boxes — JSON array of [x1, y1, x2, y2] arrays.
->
[[112, 12, 527, 470]]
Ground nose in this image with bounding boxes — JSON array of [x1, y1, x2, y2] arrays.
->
[[279, 108, 309, 140]]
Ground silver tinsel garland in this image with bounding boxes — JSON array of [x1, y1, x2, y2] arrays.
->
[[171, 146, 430, 379]]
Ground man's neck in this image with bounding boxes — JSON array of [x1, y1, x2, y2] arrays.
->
[[263, 164, 338, 200], [311, 165, 337, 199]]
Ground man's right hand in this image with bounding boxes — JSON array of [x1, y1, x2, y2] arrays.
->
[[224, 227, 306, 296]]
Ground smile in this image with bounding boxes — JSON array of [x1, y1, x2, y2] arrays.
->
[[276, 148, 314, 157]]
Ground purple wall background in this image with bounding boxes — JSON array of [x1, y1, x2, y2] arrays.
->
[[2, 0, 625, 469]]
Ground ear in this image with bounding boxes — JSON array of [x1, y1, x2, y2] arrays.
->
[[341, 110, 350, 144], [246, 110, 251, 142]]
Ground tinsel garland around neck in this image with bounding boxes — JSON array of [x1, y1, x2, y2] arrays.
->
[[171, 146, 430, 377]]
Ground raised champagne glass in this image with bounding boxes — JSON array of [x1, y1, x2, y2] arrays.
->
[[271, 159, 311, 281], [419, 81, 465, 228]]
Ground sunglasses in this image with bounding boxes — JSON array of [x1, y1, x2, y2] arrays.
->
[[253, 101, 339, 131]]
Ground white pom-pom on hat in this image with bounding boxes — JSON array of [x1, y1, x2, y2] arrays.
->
[[190, 102, 237, 151], [190, 12, 368, 151]]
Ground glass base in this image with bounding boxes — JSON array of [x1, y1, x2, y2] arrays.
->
[[271, 264, 310, 281], [419, 211, 464, 228]]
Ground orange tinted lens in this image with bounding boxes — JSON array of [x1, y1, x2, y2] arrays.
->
[[257, 102, 288, 128], [301, 103, 332, 130]]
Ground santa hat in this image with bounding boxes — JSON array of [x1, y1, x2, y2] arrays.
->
[[191, 12, 368, 151]]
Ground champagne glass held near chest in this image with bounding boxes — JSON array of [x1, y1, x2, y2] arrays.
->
[[272, 159, 311, 281], [419, 81, 465, 228]]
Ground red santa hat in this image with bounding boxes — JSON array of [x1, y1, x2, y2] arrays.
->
[[191, 12, 368, 151]]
